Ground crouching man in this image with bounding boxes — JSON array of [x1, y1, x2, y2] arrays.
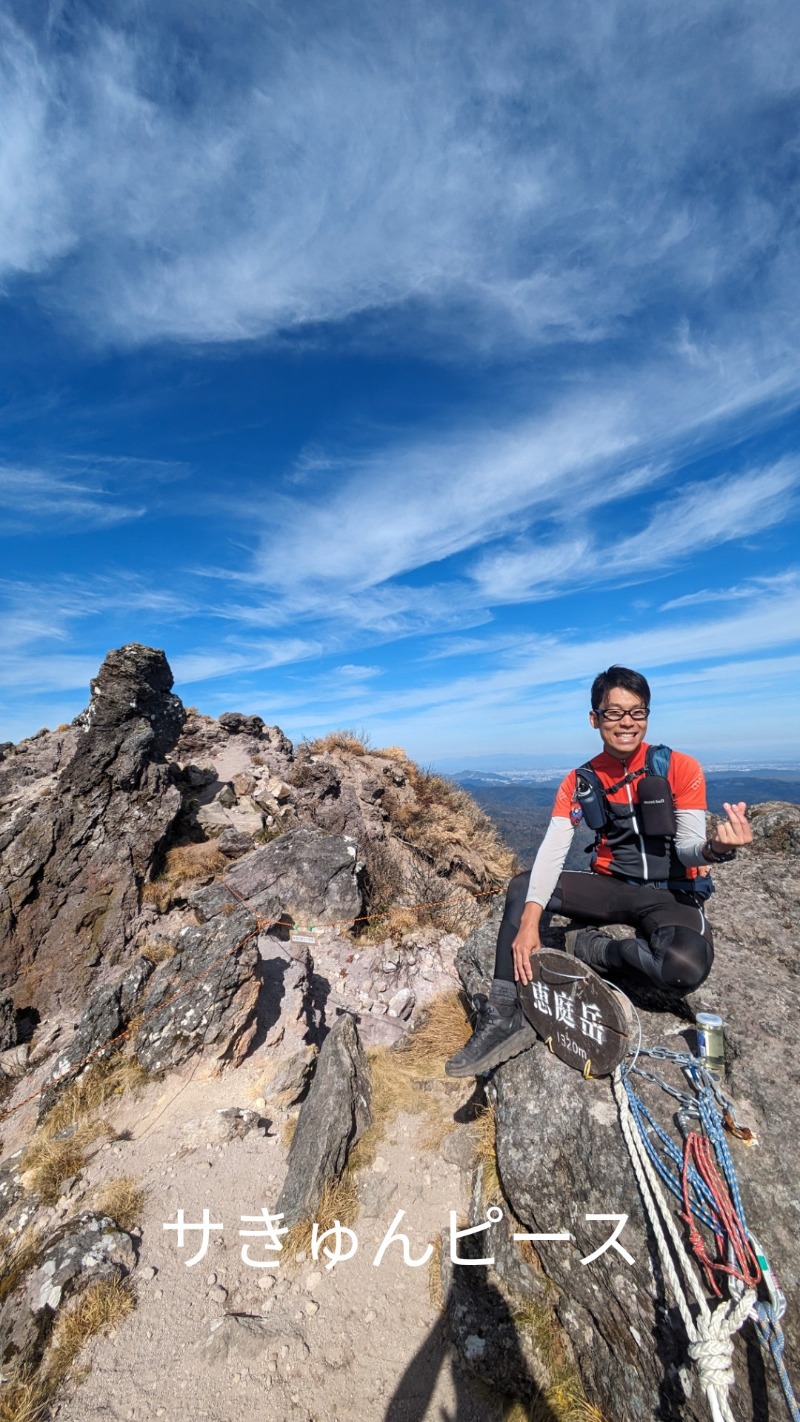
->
[[446, 664, 752, 1078]]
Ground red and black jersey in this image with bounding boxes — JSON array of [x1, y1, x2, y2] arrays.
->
[[552, 742, 706, 883]]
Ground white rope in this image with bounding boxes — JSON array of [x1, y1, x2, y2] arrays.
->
[[613, 1068, 755, 1422]]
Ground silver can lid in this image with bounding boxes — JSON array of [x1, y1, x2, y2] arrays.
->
[[695, 1012, 724, 1029]]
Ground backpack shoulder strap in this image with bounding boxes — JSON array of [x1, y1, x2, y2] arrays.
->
[[645, 743, 672, 778]]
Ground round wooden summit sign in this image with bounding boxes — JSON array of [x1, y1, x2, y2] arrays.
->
[[517, 949, 635, 1077]]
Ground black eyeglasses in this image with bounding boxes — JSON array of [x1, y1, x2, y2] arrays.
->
[[597, 707, 649, 723]]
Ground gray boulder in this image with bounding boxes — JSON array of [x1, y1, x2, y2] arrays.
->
[[276, 1013, 371, 1228], [134, 903, 261, 1073], [193, 825, 363, 930], [748, 800, 800, 854], [37, 957, 155, 1119], [0, 1212, 136, 1373]]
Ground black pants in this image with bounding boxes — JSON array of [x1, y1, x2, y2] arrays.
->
[[495, 870, 714, 993]]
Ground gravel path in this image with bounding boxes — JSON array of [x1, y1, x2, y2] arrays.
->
[[49, 1055, 507, 1422]]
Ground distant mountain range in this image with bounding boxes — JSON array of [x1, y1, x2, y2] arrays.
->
[[454, 766, 800, 866]]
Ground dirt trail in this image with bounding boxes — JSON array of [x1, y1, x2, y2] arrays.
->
[[48, 1053, 507, 1422]]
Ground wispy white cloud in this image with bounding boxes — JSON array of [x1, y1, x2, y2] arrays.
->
[[0, 464, 146, 531], [473, 461, 800, 603], [660, 569, 800, 611], [172, 640, 321, 686], [2, 0, 799, 359]]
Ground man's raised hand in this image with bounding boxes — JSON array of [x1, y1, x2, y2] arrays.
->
[[714, 801, 753, 850]]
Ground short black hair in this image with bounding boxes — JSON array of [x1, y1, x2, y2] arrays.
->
[[591, 665, 651, 712]]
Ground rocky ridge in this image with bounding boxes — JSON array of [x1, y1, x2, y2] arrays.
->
[[0, 644, 798, 1422]]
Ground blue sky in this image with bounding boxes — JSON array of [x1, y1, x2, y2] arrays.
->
[[3, 0, 800, 766]]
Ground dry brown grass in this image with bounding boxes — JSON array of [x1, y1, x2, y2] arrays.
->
[[281, 1172, 360, 1261], [306, 729, 371, 756], [427, 1231, 444, 1309], [507, 1293, 607, 1422], [532, 1388, 606, 1422], [399, 989, 472, 1072], [388, 765, 516, 885], [0, 1226, 43, 1307], [374, 745, 409, 762], [93, 1177, 146, 1232], [48, 1276, 135, 1375], [40, 1057, 149, 1140], [472, 1103, 503, 1209], [164, 842, 227, 882], [0, 1277, 137, 1418], [141, 880, 174, 912], [142, 841, 227, 912], [139, 938, 177, 965], [280, 1114, 299, 1149], [21, 1119, 113, 1205], [0, 1374, 49, 1422]]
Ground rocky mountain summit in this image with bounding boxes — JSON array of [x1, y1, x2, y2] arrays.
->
[[0, 643, 798, 1422]]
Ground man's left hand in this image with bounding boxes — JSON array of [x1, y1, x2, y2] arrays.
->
[[712, 801, 753, 852]]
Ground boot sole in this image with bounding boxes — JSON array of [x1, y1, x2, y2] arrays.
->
[[445, 1024, 537, 1078]]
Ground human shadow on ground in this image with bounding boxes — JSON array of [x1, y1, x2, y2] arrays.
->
[[383, 1263, 559, 1422]]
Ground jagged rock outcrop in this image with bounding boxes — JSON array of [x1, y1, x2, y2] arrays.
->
[[450, 815, 800, 1422], [0, 645, 184, 1018], [276, 1012, 371, 1228], [133, 902, 261, 1074]]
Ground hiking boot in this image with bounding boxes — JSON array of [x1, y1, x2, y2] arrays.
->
[[564, 926, 610, 971], [445, 994, 537, 1077]]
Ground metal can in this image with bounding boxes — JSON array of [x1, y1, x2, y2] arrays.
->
[[695, 1012, 725, 1071]]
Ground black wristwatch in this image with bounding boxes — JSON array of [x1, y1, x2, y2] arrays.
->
[[702, 839, 737, 864]]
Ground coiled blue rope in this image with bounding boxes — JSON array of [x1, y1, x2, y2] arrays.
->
[[621, 1051, 799, 1422]]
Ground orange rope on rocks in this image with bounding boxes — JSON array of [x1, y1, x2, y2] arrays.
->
[[0, 876, 504, 1125]]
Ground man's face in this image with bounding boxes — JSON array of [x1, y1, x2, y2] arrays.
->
[[589, 685, 649, 762]]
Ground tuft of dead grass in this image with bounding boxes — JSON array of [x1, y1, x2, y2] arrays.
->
[[472, 1103, 503, 1208], [138, 937, 177, 964], [306, 729, 371, 756], [374, 745, 409, 763], [93, 1177, 146, 1233], [387, 764, 516, 887], [47, 1276, 135, 1379], [0, 1226, 44, 1308], [0, 1280, 137, 1418], [40, 1057, 149, 1140], [280, 1114, 298, 1149], [21, 1119, 113, 1205], [281, 1172, 361, 1261], [509, 1294, 608, 1422], [142, 840, 227, 912], [427, 1232, 444, 1310], [399, 990, 472, 1072], [163, 842, 227, 882], [141, 880, 173, 913], [0, 1374, 49, 1422], [531, 1384, 607, 1422]]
